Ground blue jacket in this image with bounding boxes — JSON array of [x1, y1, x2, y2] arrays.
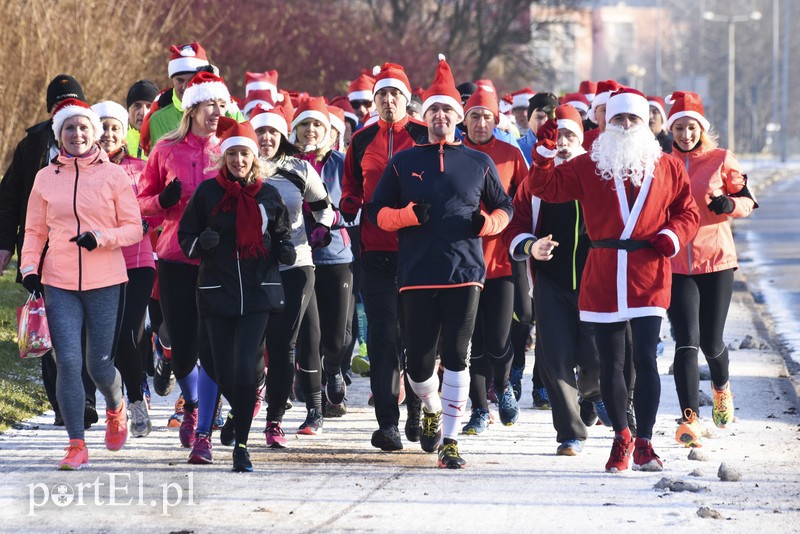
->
[[311, 150, 354, 265], [518, 130, 536, 166], [367, 141, 513, 290]]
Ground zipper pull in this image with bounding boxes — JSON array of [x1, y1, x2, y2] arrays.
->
[[439, 142, 444, 172]]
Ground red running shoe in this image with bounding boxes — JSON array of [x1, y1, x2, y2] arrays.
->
[[605, 433, 633, 473], [633, 437, 663, 471]]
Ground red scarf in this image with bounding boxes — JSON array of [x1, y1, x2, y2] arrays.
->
[[212, 169, 266, 259]]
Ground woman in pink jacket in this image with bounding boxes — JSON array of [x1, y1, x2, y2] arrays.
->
[[666, 92, 757, 447], [92, 100, 156, 438], [20, 99, 142, 470], [137, 71, 230, 455]]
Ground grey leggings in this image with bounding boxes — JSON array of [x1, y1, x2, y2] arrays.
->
[[45, 284, 123, 441]]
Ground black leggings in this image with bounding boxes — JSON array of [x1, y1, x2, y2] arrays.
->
[[114, 267, 155, 402], [314, 263, 353, 373], [469, 277, 514, 409], [265, 266, 315, 422], [593, 316, 662, 440], [202, 313, 269, 446], [668, 269, 734, 414], [402, 286, 481, 381], [297, 287, 322, 411], [156, 261, 199, 380], [510, 259, 533, 370]]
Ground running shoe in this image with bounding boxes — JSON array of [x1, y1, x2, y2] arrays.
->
[[579, 398, 598, 427], [167, 395, 184, 429], [605, 433, 633, 473], [437, 438, 466, 469], [325, 368, 347, 406], [556, 439, 584, 456], [179, 407, 198, 448], [324, 398, 347, 418], [84, 403, 99, 430], [420, 408, 442, 453], [142, 379, 151, 410], [405, 396, 422, 442], [532, 387, 551, 410], [509, 365, 524, 401], [351, 351, 370, 377], [462, 407, 490, 435], [712, 383, 734, 428], [632, 437, 663, 471], [219, 413, 235, 446], [58, 439, 89, 470], [593, 400, 613, 427], [371, 425, 403, 451], [129, 399, 152, 438], [105, 399, 128, 451], [188, 433, 213, 464], [297, 408, 323, 435], [212, 397, 225, 430], [152, 334, 175, 397], [232, 444, 253, 472], [265, 421, 287, 448], [675, 408, 703, 448], [498, 384, 520, 425]]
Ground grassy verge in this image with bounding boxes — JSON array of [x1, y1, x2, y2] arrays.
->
[[0, 263, 49, 432]]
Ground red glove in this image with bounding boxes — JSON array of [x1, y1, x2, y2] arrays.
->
[[532, 119, 559, 168], [649, 233, 675, 257]]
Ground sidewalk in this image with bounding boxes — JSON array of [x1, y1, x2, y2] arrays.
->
[[0, 264, 797, 532]]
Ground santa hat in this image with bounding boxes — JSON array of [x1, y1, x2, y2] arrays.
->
[[363, 111, 379, 128], [245, 70, 279, 99], [555, 104, 584, 144], [372, 63, 412, 102], [647, 95, 668, 126], [168, 42, 209, 78], [464, 86, 499, 121], [499, 94, 514, 114], [588, 79, 622, 123], [605, 88, 650, 125], [91, 101, 129, 137], [561, 93, 590, 114], [243, 89, 278, 116], [421, 54, 464, 121], [216, 116, 259, 156], [327, 105, 346, 151], [52, 98, 103, 140], [181, 71, 231, 110], [511, 87, 536, 110], [330, 95, 357, 127], [291, 96, 330, 143], [578, 80, 597, 102], [665, 91, 710, 131], [475, 79, 496, 93], [348, 70, 376, 102], [249, 104, 289, 139]]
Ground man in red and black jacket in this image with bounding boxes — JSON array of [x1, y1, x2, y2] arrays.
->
[[339, 63, 428, 452]]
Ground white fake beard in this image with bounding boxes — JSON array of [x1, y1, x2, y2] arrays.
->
[[590, 124, 662, 187]]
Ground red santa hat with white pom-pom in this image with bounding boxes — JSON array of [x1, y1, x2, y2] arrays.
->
[[665, 91, 710, 131], [422, 54, 464, 121], [181, 71, 231, 110]]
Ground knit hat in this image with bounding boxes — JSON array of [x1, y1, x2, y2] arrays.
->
[[527, 92, 559, 119], [46, 74, 85, 113], [647, 95, 668, 126], [407, 96, 422, 116], [464, 86, 499, 121], [456, 81, 478, 105], [181, 71, 231, 110], [91, 101, 129, 137], [167, 42, 209, 78], [330, 95, 357, 127], [347, 70, 375, 102], [555, 104, 584, 144], [605, 88, 650, 125], [373, 63, 412, 102], [588, 80, 622, 123], [561, 93, 590, 114], [243, 89, 278, 116], [665, 91, 710, 131], [217, 116, 259, 156], [421, 54, 464, 121], [512, 87, 536, 109], [578, 80, 597, 102], [126, 80, 159, 109], [249, 104, 289, 139], [291, 96, 330, 144], [245, 70, 279, 99], [52, 98, 103, 140]]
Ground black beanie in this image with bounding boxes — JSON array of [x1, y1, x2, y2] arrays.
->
[[527, 92, 559, 120], [126, 80, 159, 109], [46, 74, 85, 113], [456, 82, 478, 105]]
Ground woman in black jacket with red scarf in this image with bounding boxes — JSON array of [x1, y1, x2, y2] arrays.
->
[[179, 117, 295, 472]]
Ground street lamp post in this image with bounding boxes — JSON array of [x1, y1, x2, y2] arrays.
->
[[703, 10, 762, 151]]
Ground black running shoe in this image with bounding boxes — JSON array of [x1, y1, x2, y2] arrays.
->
[[219, 413, 235, 446], [153, 341, 175, 397], [371, 425, 403, 451], [232, 444, 253, 472], [579, 398, 598, 427], [405, 396, 422, 442], [83, 404, 98, 430], [420, 408, 442, 453], [437, 438, 466, 469], [325, 369, 347, 406]]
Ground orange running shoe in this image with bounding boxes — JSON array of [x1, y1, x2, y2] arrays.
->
[[167, 394, 185, 428], [58, 439, 89, 470], [676, 408, 703, 448], [105, 399, 128, 451]]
